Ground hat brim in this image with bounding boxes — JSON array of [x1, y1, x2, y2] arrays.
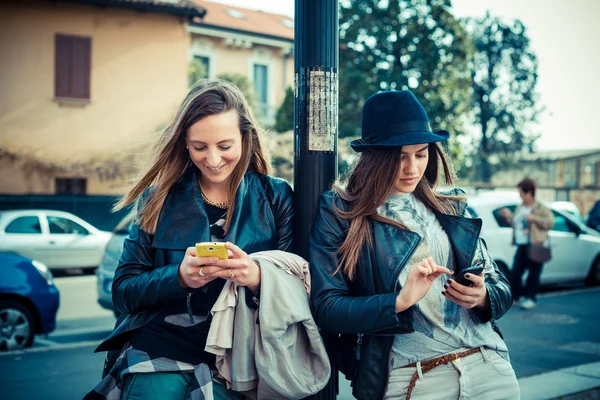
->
[[349, 130, 450, 152]]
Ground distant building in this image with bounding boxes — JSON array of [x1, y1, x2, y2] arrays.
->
[[490, 149, 600, 214], [0, 0, 295, 198], [189, 0, 294, 126], [0, 0, 204, 196]]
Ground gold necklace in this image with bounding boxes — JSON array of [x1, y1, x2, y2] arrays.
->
[[200, 188, 229, 209]]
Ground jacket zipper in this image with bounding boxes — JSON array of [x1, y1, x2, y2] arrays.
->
[[354, 333, 364, 362], [186, 292, 194, 324]]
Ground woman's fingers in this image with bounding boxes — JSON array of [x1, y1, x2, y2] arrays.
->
[[442, 291, 471, 308], [225, 242, 246, 258], [434, 267, 454, 276], [465, 272, 485, 287], [196, 256, 220, 266], [200, 266, 227, 275]]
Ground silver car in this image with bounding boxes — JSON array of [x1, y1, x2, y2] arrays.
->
[[467, 195, 600, 286], [0, 210, 111, 272], [97, 212, 135, 315]]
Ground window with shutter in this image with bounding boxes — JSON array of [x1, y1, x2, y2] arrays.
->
[[55, 34, 91, 100], [56, 178, 87, 195]]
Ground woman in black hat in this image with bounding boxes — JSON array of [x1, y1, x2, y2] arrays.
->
[[309, 90, 518, 399]]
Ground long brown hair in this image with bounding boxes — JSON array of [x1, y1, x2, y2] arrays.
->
[[333, 143, 463, 280], [114, 78, 272, 234]]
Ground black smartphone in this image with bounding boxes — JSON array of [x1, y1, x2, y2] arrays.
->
[[454, 262, 485, 287]]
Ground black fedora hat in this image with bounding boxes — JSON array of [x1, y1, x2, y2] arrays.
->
[[349, 90, 450, 152]]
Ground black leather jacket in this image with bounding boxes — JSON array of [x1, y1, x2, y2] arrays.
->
[[309, 190, 512, 400], [95, 167, 294, 367]]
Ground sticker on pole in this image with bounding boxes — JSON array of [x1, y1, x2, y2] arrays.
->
[[308, 70, 338, 152]]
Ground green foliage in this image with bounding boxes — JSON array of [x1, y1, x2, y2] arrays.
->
[[463, 12, 542, 182], [216, 73, 260, 119], [275, 87, 295, 133], [338, 0, 474, 154], [188, 58, 207, 87]]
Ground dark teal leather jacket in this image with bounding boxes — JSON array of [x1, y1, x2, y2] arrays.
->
[[96, 166, 294, 375]]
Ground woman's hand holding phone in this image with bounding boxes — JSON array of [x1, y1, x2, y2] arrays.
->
[[396, 257, 453, 313], [178, 246, 225, 289], [204, 242, 261, 293], [442, 272, 490, 310]]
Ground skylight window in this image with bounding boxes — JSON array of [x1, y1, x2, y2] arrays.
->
[[226, 9, 246, 19], [281, 18, 294, 29]]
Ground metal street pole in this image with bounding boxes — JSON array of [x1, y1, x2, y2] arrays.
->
[[295, 0, 339, 399], [294, 0, 339, 258]]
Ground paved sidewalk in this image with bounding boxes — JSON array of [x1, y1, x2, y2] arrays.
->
[[519, 361, 600, 400]]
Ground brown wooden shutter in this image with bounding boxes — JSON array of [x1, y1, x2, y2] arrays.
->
[[55, 35, 73, 98], [72, 37, 91, 99], [55, 34, 91, 99]]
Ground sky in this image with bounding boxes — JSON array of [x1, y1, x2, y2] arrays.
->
[[207, 0, 600, 151]]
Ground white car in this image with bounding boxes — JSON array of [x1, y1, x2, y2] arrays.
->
[[466, 195, 600, 286], [551, 201, 585, 224], [0, 210, 111, 272]]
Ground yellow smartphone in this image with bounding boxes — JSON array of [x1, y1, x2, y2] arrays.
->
[[195, 242, 228, 260]]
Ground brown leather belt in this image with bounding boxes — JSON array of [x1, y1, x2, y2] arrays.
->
[[404, 348, 481, 400]]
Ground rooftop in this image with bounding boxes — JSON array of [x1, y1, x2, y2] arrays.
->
[[63, 0, 206, 18], [191, 0, 294, 41]]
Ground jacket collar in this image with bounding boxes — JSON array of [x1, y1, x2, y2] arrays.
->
[[434, 212, 482, 273], [371, 222, 422, 292], [152, 166, 253, 249], [370, 207, 483, 292]]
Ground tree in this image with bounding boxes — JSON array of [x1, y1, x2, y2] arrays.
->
[[188, 58, 207, 87], [339, 0, 474, 153], [463, 12, 542, 183], [274, 87, 294, 133]]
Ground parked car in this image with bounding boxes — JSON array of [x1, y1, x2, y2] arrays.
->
[[0, 252, 60, 351], [0, 210, 111, 272], [97, 211, 135, 315], [587, 200, 600, 232], [551, 201, 585, 224], [467, 195, 600, 286]]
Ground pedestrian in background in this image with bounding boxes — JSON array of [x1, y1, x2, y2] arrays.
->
[[500, 178, 554, 310], [309, 90, 517, 400], [86, 79, 295, 400]]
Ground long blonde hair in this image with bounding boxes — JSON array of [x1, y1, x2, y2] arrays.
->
[[333, 143, 463, 280], [115, 79, 272, 234]]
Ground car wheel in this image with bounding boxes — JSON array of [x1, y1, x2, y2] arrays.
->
[[0, 300, 35, 351], [585, 257, 600, 286]]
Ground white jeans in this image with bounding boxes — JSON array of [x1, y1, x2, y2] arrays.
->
[[383, 347, 520, 400]]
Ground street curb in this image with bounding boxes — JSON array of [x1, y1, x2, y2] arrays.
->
[[518, 361, 600, 400]]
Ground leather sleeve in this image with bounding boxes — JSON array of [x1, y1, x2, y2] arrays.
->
[[112, 220, 186, 314], [471, 238, 513, 323], [273, 179, 295, 252], [309, 193, 414, 335], [111, 189, 186, 315]]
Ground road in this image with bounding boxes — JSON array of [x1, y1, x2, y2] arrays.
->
[[1, 276, 599, 399]]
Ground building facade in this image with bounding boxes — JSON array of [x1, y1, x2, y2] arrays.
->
[[0, 0, 294, 199], [189, 0, 294, 126], [0, 0, 203, 196], [489, 149, 600, 214]]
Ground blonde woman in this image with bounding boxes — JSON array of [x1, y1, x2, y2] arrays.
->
[[87, 79, 294, 400], [309, 90, 517, 400]]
